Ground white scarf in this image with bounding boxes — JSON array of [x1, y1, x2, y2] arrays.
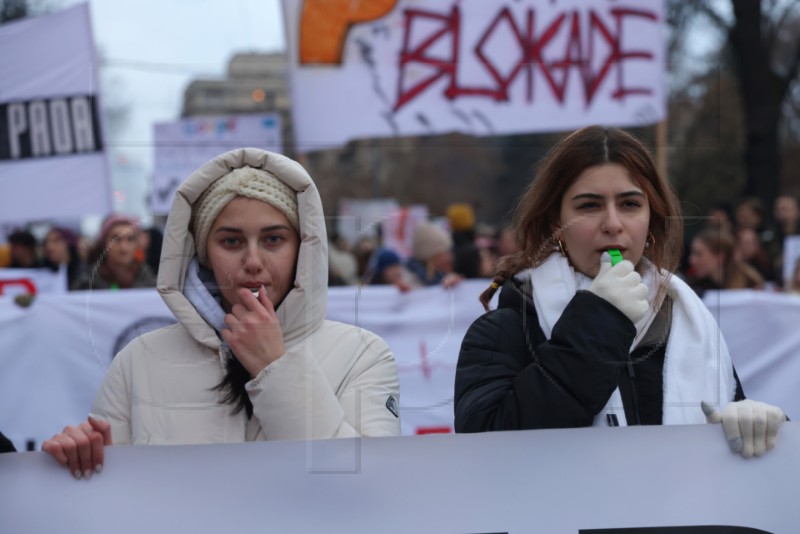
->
[[518, 254, 736, 426]]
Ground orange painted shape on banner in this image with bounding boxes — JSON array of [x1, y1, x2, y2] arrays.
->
[[300, 0, 398, 64]]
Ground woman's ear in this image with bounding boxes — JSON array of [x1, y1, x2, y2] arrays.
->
[[550, 222, 563, 243]]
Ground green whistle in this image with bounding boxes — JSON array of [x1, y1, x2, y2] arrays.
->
[[608, 249, 623, 266]]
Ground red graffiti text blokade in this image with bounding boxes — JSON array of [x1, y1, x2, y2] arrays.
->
[[395, 4, 658, 112]]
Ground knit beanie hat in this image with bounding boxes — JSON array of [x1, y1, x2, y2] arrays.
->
[[51, 227, 78, 248], [98, 214, 140, 245], [192, 166, 299, 265], [412, 223, 453, 261], [446, 203, 475, 232], [374, 248, 401, 274]]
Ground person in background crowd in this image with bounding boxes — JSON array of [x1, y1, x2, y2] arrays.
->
[[487, 222, 520, 278], [406, 222, 463, 288], [328, 233, 358, 286], [735, 196, 775, 252], [455, 125, 785, 459], [352, 234, 378, 281], [688, 228, 764, 297], [773, 193, 799, 238], [0, 243, 11, 267], [447, 203, 484, 279], [708, 202, 736, 235], [139, 226, 164, 276], [365, 247, 412, 292], [788, 258, 800, 294], [43, 227, 86, 290], [447, 202, 476, 250], [0, 430, 15, 453], [493, 224, 519, 258], [769, 193, 800, 276], [72, 215, 156, 290], [474, 223, 499, 278], [43, 148, 400, 479], [735, 227, 776, 285], [735, 196, 766, 232], [679, 202, 737, 275], [7, 230, 42, 268]]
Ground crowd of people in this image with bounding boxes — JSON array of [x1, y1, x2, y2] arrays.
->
[[0, 127, 790, 473], [1, 217, 163, 292], [3, 193, 797, 298], [683, 195, 800, 296]]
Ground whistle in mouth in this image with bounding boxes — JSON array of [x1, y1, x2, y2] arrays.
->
[[608, 249, 623, 266]]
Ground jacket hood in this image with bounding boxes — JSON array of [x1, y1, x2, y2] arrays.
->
[[158, 148, 328, 350]]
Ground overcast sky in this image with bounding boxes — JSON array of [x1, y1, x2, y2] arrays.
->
[[58, 0, 286, 219]]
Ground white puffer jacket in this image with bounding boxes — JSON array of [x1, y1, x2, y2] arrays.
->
[[91, 149, 400, 444]]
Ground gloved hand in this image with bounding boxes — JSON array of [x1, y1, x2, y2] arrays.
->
[[701, 399, 786, 458], [588, 251, 649, 323]]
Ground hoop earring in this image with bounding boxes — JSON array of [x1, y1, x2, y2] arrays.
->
[[557, 239, 568, 257], [645, 232, 655, 249]]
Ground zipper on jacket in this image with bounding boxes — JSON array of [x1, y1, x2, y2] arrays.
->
[[625, 356, 642, 426]]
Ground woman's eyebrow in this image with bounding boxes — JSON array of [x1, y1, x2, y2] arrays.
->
[[571, 191, 645, 201], [260, 225, 292, 232], [214, 226, 242, 234], [213, 225, 292, 233]]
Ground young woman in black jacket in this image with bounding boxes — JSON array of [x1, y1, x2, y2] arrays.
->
[[454, 125, 785, 458]]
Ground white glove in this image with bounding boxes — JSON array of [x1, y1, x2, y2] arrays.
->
[[701, 399, 786, 458], [587, 252, 649, 323]]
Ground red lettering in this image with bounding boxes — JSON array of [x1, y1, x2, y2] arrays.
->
[[394, 7, 460, 111], [394, 4, 658, 111], [0, 279, 37, 296], [471, 8, 529, 102], [610, 8, 658, 100], [416, 426, 452, 435]]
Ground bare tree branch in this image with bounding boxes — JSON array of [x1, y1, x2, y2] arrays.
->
[[766, 1, 799, 57], [686, 0, 730, 32], [779, 35, 800, 99]]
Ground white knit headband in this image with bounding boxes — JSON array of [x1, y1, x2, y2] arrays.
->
[[192, 166, 299, 265]]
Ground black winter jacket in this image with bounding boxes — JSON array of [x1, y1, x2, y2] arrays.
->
[[454, 278, 744, 432]]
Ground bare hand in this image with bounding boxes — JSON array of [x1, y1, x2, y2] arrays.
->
[[222, 286, 286, 377], [41, 416, 112, 479], [441, 273, 464, 289], [394, 280, 412, 293]]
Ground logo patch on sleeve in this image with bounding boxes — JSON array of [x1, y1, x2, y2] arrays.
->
[[385, 396, 399, 418]]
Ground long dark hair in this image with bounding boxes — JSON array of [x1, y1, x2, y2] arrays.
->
[[480, 125, 683, 310], [213, 357, 253, 418]]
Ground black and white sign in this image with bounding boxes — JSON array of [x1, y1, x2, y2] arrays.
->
[[0, 5, 111, 221]]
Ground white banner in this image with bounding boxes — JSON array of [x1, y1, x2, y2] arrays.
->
[[335, 197, 399, 245], [283, 0, 666, 150], [1, 284, 798, 451], [151, 114, 282, 214], [0, 267, 67, 296], [783, 235, 800, 288], [0, 4, 111, 221], [1, 424, 798, 533], [703, 290, 800, 417]]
